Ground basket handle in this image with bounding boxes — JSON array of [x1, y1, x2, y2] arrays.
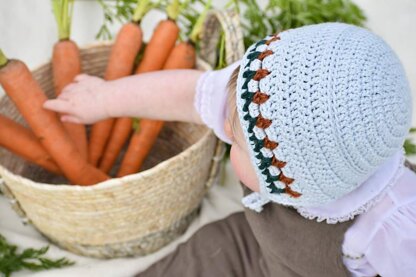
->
[[204, 141, 227, 190], [405, 159, 416, 173], [0, 172, 30, 224], [198, 9, 245, 188], [0, 175, 4, 193], [199, 9, 245, 67]]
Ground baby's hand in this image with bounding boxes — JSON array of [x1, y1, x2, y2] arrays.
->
[[43, 74, 110, 124]]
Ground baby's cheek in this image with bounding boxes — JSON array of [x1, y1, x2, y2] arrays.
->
[[230, 145, 260, 192]]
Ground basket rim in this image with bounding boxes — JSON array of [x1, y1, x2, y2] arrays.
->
[[0, 41, 217, 191], [0, 127, 214, 191], [26, 41, 114, 73], [27, 41, 212, 73]]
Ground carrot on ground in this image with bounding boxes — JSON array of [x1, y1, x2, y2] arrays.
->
[[0, 114, 62, 175], [52, 0, 88, 160], [0, 50, 109, 185]]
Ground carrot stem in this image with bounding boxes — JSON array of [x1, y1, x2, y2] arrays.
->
[[132, 118, 141, 132], [189, 0, 212, 43], [0, 49, 7, 68], [132, 0, 151, 23], [216, 30, 226, 69], [166, 0, 180, 21], [51, 0, 74, 40]]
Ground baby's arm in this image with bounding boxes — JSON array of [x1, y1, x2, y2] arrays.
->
[[43, 69, 204, 125]]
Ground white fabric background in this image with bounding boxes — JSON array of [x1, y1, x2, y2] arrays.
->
[[0, 0, 415, 276]]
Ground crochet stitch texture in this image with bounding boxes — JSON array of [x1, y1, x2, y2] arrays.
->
[[236, 23, 412, 210]]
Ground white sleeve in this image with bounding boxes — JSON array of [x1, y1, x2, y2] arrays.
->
[[342, 167, 416, 277], [194, 61, 241, 144]]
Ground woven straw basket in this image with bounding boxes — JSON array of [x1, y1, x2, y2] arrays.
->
[[0, 10, 244, 258]]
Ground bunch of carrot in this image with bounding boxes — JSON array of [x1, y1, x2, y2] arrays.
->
[[115, 0, 211, 177], [96, 0, 209, 177], [0, 0, 109, 185], [0, 0, 207, 186], [0, 49, 109, 185]]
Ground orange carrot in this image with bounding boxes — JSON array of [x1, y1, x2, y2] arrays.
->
[[163, 41, 196, 69], [51, 0, 88, 160], [52, 39, 88, 160], [88, 22, 142, 167], [0, 114, 62, 175], [135, 19, 179, 74], [116, 119, 164, 177], [161, 0, 207, 70], [116, 34, 198, 177], [98, 117, 132, 173], [88, 119, 114, 166], [114, 0, 202, 176], [0, 53, 109, 185], [99, 17, 179, 173]]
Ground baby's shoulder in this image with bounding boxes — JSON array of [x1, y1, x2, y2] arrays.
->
[[343, 166, 416, 277], [346, 166, 416, 249]]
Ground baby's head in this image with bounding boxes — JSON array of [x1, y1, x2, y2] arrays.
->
[[226, 23, 413, 214]]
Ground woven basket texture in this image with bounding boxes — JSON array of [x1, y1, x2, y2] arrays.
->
[[0, 46, 220, 258], [0, 10, 246, 258]]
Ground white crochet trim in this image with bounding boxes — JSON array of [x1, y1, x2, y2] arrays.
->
[[296, 150, 407, 224], [242, 192, 271, 213]]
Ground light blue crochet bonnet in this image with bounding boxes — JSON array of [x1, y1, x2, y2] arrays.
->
[[236, 23, 412, 212]]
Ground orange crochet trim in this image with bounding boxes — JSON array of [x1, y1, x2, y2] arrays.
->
[[285, 186, 302, 198], [256, 114, 272, 129], [279, 172, 295, 185], [264, 137, 278, 150], [271, 156, 287, 168], [265, 35, 280, 45], [243, 33, 301, 198], [253, 91, 270, 104], [258, 50, 274, 61], [253, 69, 270, 81]]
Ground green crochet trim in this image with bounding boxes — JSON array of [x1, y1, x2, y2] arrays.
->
[[240, 38, 285, 194], [239, 37, 298, 196]]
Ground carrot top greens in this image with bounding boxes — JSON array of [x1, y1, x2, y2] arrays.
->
[[52, 0, 75, 40], [0, 234, 74, 277], [0, 49, 8, 68]]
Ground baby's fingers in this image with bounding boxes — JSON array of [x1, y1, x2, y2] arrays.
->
[[43, 99, 73, 114], [61, 115, 82, 124], [61, 83, 80, 95], [74, 74, 103, 85], [74, 74, 91, 83]]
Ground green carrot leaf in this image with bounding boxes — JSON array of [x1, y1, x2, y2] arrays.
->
[[51, 0, 75, 40], [404, 139, 416, 156], [0, 234, 74, 276], [0, 49, 8, 68]]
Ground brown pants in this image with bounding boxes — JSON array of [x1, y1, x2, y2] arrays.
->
[[136, 184, 354, 277], [136, 212, 266, 277]]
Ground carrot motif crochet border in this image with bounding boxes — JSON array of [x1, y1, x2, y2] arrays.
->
[[240, 34, 302, 198]]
